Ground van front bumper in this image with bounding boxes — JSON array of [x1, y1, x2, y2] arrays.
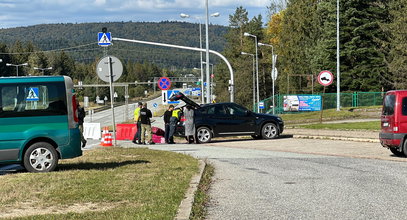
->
[[379, 132, 405, 148]]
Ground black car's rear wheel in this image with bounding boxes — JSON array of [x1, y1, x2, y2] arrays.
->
[[261, 123, 278, 139], [196, 127, 212, 143]]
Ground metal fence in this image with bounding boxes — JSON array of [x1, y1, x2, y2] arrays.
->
[[256, 92, 384, 114]]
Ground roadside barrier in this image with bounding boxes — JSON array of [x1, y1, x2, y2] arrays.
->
[[116, 124, 137, 140], [83, 123, 101, 140], [100, 127, 113, 147]]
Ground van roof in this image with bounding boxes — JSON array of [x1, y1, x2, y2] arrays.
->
[[0, 76, 65, 83]]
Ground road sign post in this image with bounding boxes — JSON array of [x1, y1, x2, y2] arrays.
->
[[318, 70, 334, 123], [97, 55, 123, 146]]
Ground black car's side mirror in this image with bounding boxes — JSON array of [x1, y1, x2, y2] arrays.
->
[[246, 110, 251, 116]]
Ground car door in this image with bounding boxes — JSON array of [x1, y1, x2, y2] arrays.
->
[[204, 105, 234, 135], [224, 103, 256, 135]]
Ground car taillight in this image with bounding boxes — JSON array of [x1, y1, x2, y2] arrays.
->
[[72, 95, 79, 122], [180, 116, 186, 122]]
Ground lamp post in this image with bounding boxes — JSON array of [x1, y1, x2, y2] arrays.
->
[[203, 61, 214, 102], [244, 32, 259, 112], [180, 13, 204, 104], [6, 63, 28, 76], [241, 52, 256, 111], [205, 0, 220, 103], [33, 66, 53, 75], [337, 0, 340, 111], [258, 42, 277, 115]]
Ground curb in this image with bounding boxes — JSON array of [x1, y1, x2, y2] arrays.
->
[[293, 134, 379, 143], [175, 160, 206, 220]]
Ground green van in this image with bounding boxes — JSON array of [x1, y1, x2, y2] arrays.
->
[[0, 76, 82, 172]]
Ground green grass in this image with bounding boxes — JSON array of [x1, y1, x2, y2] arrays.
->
[[298, 121, 380, 131], [0, 147, 198, 219], [280, 106, 381, 125], [190, 163, 215, 220]]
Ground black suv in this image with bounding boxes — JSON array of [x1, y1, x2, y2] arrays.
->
[[170, 92, 284, 143]]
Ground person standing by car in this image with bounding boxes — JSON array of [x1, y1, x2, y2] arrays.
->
[[140, 102, 154, 145], [183, 105, 195, 144], [132, 102, 143, 144], [168, 107, 182, 144], [78, 103, 87, 148], [164, 105, 174, 144]]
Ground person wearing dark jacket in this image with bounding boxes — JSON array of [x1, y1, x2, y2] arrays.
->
[[163, 105, 174, 144], [139, 102, 155, 145], [77, 104, 87, 148]]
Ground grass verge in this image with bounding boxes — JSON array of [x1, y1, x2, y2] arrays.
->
[[0, 147, 198, 219], [298, 121, 380, 131], [190, 163, 215, 220], [280, 106, 381, 125]]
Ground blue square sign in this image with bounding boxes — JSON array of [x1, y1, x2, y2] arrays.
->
[[98, 32, 112, 46]]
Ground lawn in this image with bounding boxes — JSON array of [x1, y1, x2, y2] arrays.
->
[[280, 106, 381, 125], [0, 147, 198, 219], [298, 121, 380, 131]]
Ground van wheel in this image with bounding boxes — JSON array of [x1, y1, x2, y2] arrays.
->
[[261, 123, 279, 139], [390, 147, 404, 157], [23, 142, 59, 173], [196, 127, 212, 143], [402, 140, 407, 157]]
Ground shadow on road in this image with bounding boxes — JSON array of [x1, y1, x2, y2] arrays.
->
[[57, 160, 150, 171], [210, 134, 294, 143]]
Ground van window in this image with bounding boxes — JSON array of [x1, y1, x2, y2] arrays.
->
[[0, 82, 67, 118], [383, 94, 395, 116], [403, 97, 407, 116]]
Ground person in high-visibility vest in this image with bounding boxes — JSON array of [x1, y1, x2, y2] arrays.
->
[[132, 102, 143, 144], [168, 107, 182, 144]]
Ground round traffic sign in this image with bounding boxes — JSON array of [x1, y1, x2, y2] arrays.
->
[[318, 70, 334, 86], [96, 56, 123, 83], [157, 77, 171, 90]]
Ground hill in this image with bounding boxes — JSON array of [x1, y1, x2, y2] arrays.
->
[[0, 21, 229, 68]]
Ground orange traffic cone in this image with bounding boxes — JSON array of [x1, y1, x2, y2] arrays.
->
[[100, 127, 113, 147]]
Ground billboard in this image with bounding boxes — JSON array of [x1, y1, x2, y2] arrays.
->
[[283, 95, 321, 112]]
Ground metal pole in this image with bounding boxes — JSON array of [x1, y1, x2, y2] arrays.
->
[[112, 37, 235, 102], [255, 36, 259, 113], [271, 49, 275, 115], [16, 66, 19, 77], [205, 0, 210, 104], [199, 22, 205, 104], [336, 0, 340, 111], [125, 85, 129, 122], [108, 56, 117, 146], [252, 55, 255, 111]]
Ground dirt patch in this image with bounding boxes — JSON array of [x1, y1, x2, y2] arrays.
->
[[0, 202, 119, 218]]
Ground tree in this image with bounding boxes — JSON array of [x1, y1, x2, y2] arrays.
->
[[382, 0, 407, 90]]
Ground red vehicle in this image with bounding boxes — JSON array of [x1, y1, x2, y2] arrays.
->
[[380, 90, 407, 156]]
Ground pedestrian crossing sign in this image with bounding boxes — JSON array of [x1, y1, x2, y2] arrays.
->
[[98, 32, 112, 47], [26, 87, 39, 101]]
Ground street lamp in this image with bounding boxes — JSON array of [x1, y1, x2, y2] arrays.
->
[[244, 32, 259, 112], [205, 0, 220, 103], [180, 13, 204, 104], [258, 42, 277, 115], [241, 52, 256, 111], [203, 61, 214, 102], [337, 0, 340, 111], [33, 66, 53, 75], [6, 63, 28, 76]]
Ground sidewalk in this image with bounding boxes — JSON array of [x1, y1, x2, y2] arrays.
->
[[285, 128, 379, 143]]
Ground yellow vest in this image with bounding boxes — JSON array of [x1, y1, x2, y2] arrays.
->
[[172, 109, 181, 119], [134, 107, 141, 121]]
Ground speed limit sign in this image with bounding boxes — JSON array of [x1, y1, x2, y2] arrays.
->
[[318, 70, 334, 86]]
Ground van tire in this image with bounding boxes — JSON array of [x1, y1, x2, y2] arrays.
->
[[402, 139, 407, 157], [23, 142, 59, 173], [196, 127, 212, 143], [390, 147, 404, 157]]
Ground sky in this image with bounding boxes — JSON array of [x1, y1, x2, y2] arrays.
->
[[0, 0, 272, 28]]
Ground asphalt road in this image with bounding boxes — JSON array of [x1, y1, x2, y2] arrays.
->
[[138, 139, 407, 220]]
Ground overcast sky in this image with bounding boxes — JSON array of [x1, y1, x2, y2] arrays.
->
[[0, 0, 272, 28]]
